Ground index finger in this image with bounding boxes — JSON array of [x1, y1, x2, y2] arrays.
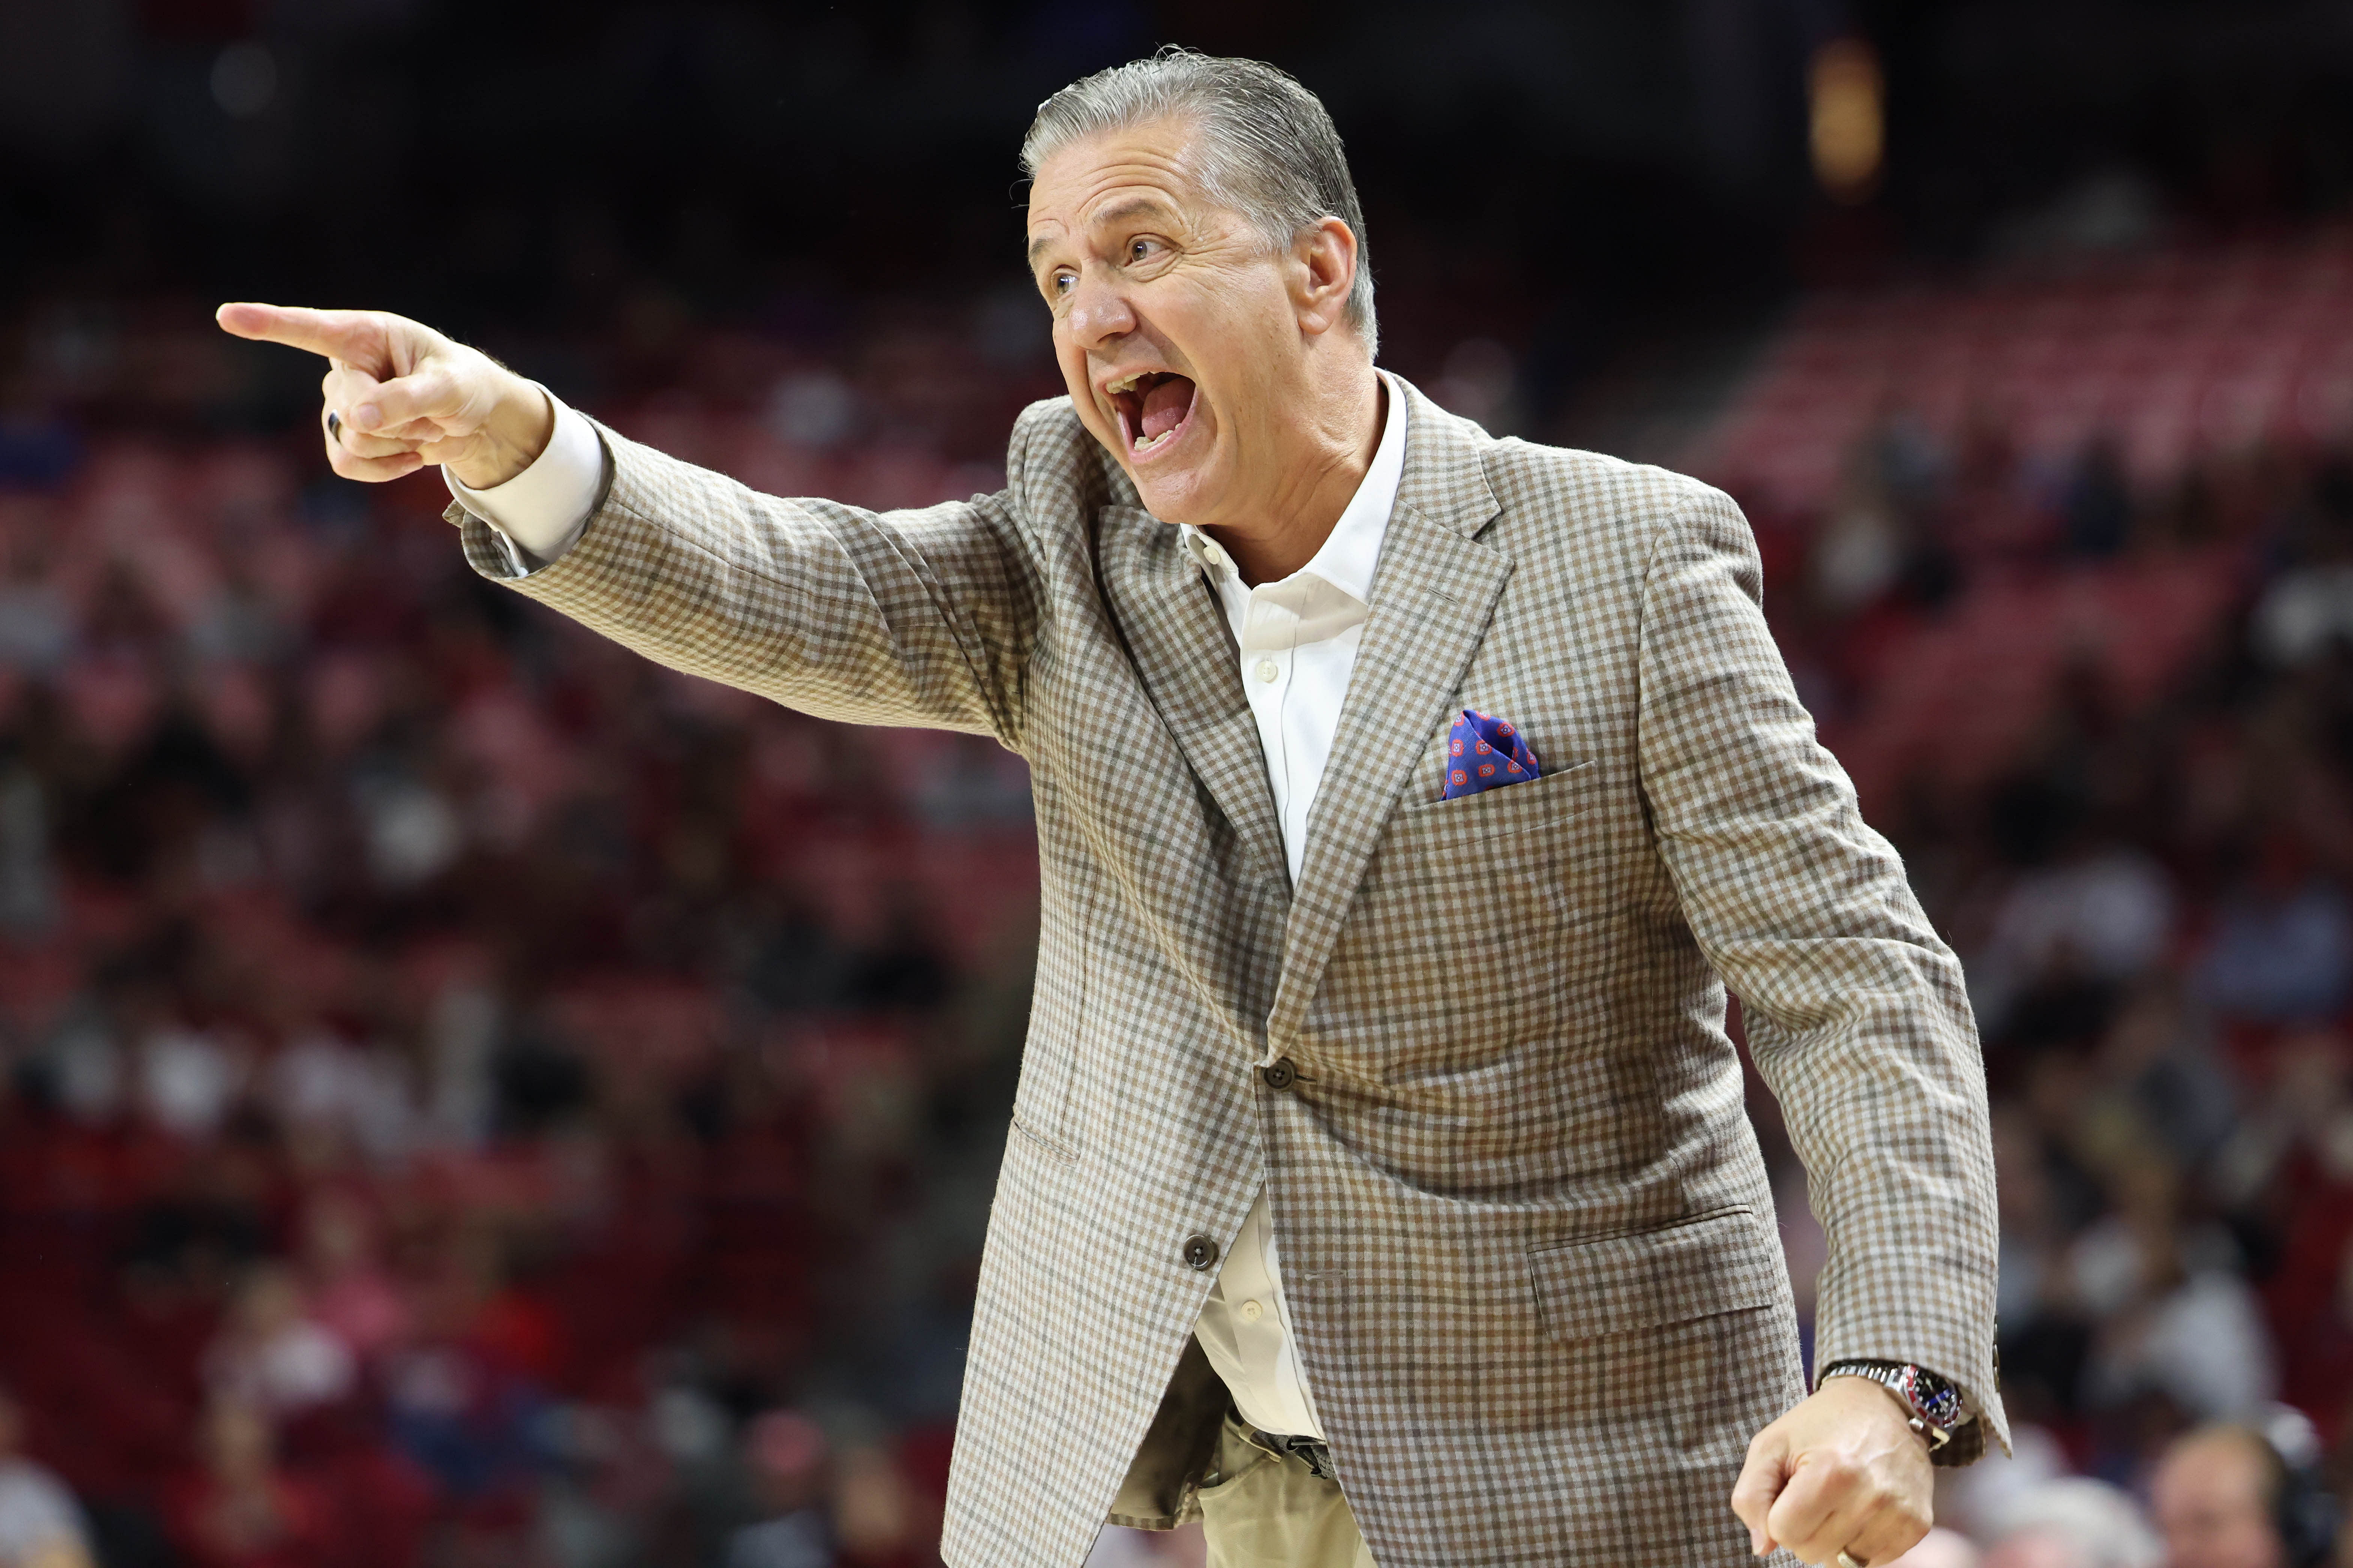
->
[[215, 303, 384, 367]]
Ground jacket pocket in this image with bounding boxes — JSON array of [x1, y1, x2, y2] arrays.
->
[[1528, 1207, 1781, 1341], [1394, 757, 1598, 848]]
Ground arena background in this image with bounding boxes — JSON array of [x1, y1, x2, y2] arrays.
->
[[1, 3, 2351, 1566]]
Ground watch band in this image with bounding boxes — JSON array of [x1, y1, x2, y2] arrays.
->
[[1819, 1360, 1972, 1452]]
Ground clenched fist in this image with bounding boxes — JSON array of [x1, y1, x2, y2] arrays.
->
[[1731, 1376, 1936, 1565], [215, 303, 552, 490]]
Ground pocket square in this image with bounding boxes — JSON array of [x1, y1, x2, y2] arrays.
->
[[1443, 709, 1542, 799]]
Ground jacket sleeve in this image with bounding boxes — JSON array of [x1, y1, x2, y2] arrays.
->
[[447, 407, 1053, 748], [1634, 481, 2007, 1462]]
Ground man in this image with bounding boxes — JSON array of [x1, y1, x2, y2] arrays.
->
[[2150, 1426, 2333, 1568], [217, 48, 2003, 1568], [1978, 1480, 2162, 1568]]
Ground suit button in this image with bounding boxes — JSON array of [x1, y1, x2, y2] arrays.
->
[[1261, 1057, 1298, 1090], [1182, 1234, 1219, 1271]]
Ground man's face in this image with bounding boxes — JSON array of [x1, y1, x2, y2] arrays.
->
[[1025, 118, 1319, 529], [2152, 1438, 2286, 1568]]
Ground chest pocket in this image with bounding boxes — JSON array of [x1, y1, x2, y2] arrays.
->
[[1389, 757, 1598, 855]]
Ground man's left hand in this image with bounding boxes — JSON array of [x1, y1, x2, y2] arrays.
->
[[1730, 1376, 1933, 1565]]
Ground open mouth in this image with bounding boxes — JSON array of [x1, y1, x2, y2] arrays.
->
[[1105, 370, 1199, 460]]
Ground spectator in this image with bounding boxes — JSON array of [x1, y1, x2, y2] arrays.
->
[[0, 1386, 94, 1568], [2252, 563, 2353, 667], [297, 1195, 411, 1367], [2149, 1423, 2336, 1568], [2195, 838, 2353, 1024], [2071, 1158, 2277, 1421], [165, 1402, 332, 1568], [726, 1411, 834, 1568], [831, 1443, 922, 1568], [204, 1264, 358, 1423], [1981, 1479, 2162, 1568], [1969, 838, 2176, 1039]]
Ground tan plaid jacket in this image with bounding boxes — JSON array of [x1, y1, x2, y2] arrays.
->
[[451, 378, 2005, 1568]]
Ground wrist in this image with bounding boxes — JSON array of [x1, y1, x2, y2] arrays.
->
[[1818, 1360, 1972, 1457], [1823, 1372, 1924, 1431], [449, 376, 554, 490]]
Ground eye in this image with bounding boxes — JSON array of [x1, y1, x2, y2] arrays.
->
[[1128, 238, 1160, 263], [1050, 270, 1076, 297]]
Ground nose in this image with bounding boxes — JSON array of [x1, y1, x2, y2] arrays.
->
[[1062, 267, 1137, 351]]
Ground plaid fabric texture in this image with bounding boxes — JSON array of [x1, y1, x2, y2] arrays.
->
[[449, 379, 2005, 1568]]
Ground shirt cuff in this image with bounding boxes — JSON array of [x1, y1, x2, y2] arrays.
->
[[442, 387, 602, 569]]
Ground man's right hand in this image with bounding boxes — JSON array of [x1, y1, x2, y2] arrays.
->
[[215, 304, 554, 490]]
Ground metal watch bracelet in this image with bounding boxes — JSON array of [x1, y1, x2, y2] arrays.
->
[[1818, 1359, 1972, 1452]]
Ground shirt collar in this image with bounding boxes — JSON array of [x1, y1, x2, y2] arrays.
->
[[1180, 369, 1408, 606]]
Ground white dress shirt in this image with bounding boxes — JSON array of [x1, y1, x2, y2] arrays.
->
[[1180, 373, 1406, 1439], [443, 372, 1410, 1442]]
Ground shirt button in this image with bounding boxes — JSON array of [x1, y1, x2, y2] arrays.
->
[[1240, 1299, 1264, 1322], [1255, 660, 1279, 682], [1183, 1234, 1220, 1271], [1203, 541, 1228, 568], [1261, 1057, 1298, 1090]]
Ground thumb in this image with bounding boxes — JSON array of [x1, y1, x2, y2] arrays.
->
[[1731, 1427, 1792, 1556]]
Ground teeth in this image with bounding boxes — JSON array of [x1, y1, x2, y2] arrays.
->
[[1134, 428, 1172, 452], [1106, 371, 1157, 396]]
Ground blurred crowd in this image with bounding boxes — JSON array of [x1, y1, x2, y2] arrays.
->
[[0, 301, 1046, 1567], [5, 232, 2353, 1568], [1722, 244, 2353, 1568]]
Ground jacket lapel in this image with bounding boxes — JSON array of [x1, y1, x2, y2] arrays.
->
[[1266, 385, 1511, 1052], [1093, 505, 1293, 906]]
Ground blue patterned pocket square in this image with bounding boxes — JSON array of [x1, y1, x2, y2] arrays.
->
[[1442, 709, 1542, 799]]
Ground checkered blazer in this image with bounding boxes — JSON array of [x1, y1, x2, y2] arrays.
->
[[450, 378, 2005, 1568]]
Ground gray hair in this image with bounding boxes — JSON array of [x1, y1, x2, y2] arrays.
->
[[1021, 49, 1377, 358]]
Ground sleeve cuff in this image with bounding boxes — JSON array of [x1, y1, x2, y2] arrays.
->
[[442, 387, 602, 568]]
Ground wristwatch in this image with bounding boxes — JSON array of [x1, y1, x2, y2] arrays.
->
[[1818, 1360, 1972, 1453]]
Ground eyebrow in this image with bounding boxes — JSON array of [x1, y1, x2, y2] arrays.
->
[[1025, 197, 1181, 268]]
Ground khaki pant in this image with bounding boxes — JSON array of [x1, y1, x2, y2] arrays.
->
[[1194, 1416, 1376, 1568]]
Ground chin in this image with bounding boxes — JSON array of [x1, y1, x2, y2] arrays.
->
[[1130, 468, 1210, 527], [1125, 436, 1226, 523]]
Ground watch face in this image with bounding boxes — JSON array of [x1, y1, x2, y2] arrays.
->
[[1909, 1372, 1964, 1427]]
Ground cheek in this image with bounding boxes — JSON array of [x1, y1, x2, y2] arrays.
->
[[1051, 339, 1097, 410]]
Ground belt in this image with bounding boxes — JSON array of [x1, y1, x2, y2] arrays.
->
[[1249, 1427, 1336, 1481]]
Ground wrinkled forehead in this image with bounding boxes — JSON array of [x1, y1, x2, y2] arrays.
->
[[1023, 119, 1227, 255]]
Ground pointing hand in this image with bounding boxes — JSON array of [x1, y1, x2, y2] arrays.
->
[[215, 303, 552, 490]]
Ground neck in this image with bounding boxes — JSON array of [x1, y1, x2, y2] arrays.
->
[[1207, 363, 1385, 586]]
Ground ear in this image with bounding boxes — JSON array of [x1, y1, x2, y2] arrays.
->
[[1290, 217, 1359, 338]]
